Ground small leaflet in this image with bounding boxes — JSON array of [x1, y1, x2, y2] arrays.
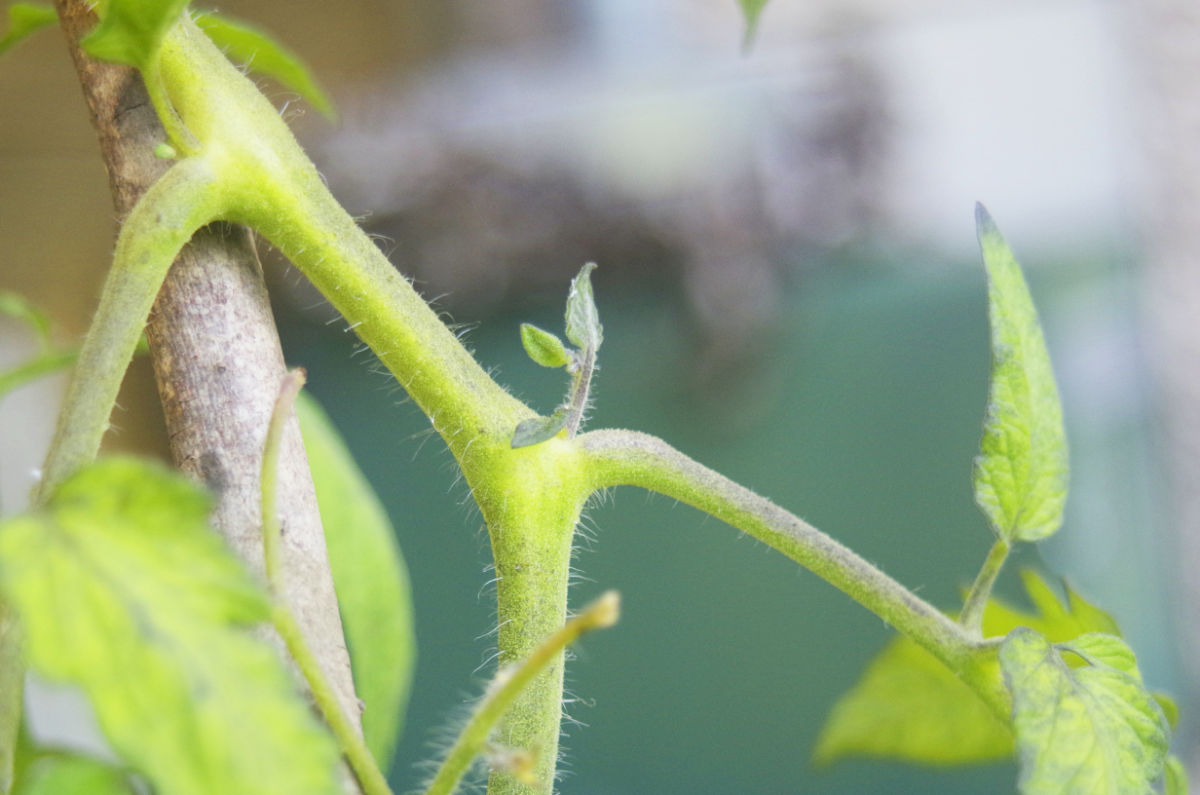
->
[[520, 323, 571, 369], [564, 262, 602, 353]]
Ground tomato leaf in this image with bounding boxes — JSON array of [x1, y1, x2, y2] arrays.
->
[[973, 204, 1068, 542], [1001, 628, 1168, 795], [0, 458, 340, 795], [520, 323, 571, 369]]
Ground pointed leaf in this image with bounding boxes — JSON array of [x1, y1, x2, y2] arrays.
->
[[973, 204, 1068, 542], [818, 570, 1121, 767], [0, 3, 56, 58], [0, 458, 340, 795], [564, 263, 602, 353], [520, 323, 571, 369], [737, 0, 769, 48], [82, 0, 189, 68], [1000, 628, 1168, 795], [15, 754, 133, 795], [193, 12, 335, 120], [296, 391, 415, 767], [512, 410, 567, 449]]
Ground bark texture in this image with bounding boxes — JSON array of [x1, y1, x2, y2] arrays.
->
[[53, 0, 362, 766]]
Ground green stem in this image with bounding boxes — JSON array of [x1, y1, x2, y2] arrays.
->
[[271, 605, 392, 795], [426, 592, 619, 795], [260, 370, 390, 794], [576, 429, 1005, 710], [260, 369, 306, 592], [959, 538, 1010, 635], [37, 156, 221, 500], [0, 602, 20, 795], [0, 349, 79, 402]]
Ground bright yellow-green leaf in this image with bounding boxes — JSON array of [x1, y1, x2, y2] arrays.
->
[[1165, 755, 1189, 795], [0, 458, 340, 795], [520, 323, 571, 369], [81, 0, 188, 68], [297, 392, 415, 768], [973, 204, 1068, 542], [815, 570, 1119, 767], [0, 3, 56, 57], [15, 754, 132, 795], [193, 11, 335, 120], [1001, 628, 1168, 795]]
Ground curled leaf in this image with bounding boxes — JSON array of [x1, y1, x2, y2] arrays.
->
[[512, 410, 568, 449]]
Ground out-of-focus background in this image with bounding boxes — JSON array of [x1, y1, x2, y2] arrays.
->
[[3, 0, 1198, 791]]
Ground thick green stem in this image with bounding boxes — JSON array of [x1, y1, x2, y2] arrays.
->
[[37, 156, 221, 499], [426, 592, 619, 795], [577, 429, 1009, 715], [960, 538, 1010, 634]]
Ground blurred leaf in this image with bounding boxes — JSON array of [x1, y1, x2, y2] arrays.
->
[[0, 458, 340, 795], [737, 0, 769, 48], [15, 755, 133, 795], [512, 410, 567, 449], [520, 323, 571, 369], [813, 631, 1012, 766], [1001, 628, 1168, 794], [296, 391, 415, 767], [193, 11, 335, 120], [816, 570, 1120, 767], [1165, 755, 1189, 795], [82, 0, 188, 68], [1153, 692, 1179, 730], [564, 262, 602, 354], [0, 3, 56, 57], [0, 292, 51, 348], [973, 203, 1068, 542]]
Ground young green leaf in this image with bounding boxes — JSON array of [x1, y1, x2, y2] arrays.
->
[[512, 410, 568, 449], [81, 0, 189, 68], [816, 570, 1122, 767], [296, 391, 416, 767], [1001, 628, 1169, 795], [193, 11, 335, 120], [973, 204, 1068, 542], [0, 458, 340, 795], [520, 323, 571, 369], [15, 755, 134, 795], [0, 3, 56, 58], [564, 262, 603, 354]]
